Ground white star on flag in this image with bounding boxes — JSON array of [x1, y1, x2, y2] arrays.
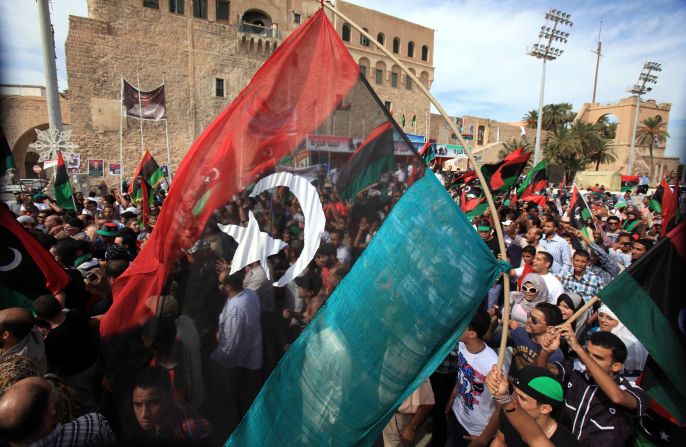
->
[[218, 211, 287, 279]]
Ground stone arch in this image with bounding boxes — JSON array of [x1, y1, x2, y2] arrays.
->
[[342, 23, 351, 42], [421, 45, 429, 61], [419, 70, 430, 87], [242, 9, 272, 29], [595, 113, 619, 141], [374, 60, 387, 85], [390, 64, 401, 88], [12, 123, 49, 179], [392, 37, 400, 54]]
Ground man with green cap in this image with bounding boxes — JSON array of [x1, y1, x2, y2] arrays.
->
[[486, 365, 580, 446], [536, 326, 649, 446]]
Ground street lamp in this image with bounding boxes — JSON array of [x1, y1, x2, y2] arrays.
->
[[527, 9, 573, 165], [627, 61, 661, 175]]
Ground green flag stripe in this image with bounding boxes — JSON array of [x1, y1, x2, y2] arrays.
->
[[53, 181, 75, 210], [598, 272, 686, 405]]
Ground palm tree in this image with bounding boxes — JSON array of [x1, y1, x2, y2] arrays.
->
[[499, 138, 532, 167], [636, 116, 669, 177], [542, 103, 574, 131], [544, 125, 590, 180], [588, 139, 617, 170], [522, 110, 538, 128]]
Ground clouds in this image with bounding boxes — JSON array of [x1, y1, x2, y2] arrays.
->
[[1, 0, 684, 160]]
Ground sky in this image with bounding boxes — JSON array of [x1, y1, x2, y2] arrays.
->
[[1, 0, 684, 161]]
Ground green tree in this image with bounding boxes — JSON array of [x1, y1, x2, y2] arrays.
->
[[588, 138, 617, 170], [499, 138, 532, 167], [522, 110, 538, 128], [544, 124, 587, 180], [542, 103, 574, 131], [636, 116, 669, 176]]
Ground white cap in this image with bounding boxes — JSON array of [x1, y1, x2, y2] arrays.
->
[[124, 207, 139, 215], [17, 215, 35, 224], [502, 219, 512, 226]]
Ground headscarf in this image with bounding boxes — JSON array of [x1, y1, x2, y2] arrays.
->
[[557, 292, 589, 342], [511, 273, 549, 320], [598, 304, 648, 373]]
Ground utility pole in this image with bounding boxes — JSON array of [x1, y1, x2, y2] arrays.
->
[[627, 62, 661, 175], [528, 9, 573, 165], [37, 0, 63, 131], [591, 18, 602, 104]]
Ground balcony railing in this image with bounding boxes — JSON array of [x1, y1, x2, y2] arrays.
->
[[238, 22, 280, 39]]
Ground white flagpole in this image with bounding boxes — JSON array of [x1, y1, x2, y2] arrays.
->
[[137, 74, 144, 152], [119, 76, 124, 191], [162, 77, 171, 178]]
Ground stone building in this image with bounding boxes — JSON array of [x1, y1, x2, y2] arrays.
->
[[576, 97, 679, 182], [2, 0, 434, 187]]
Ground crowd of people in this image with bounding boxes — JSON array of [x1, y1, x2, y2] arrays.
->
[[0, 161, 682, 446]]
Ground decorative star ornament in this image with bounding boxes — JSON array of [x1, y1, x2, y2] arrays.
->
[[29, 127, 80, 163], [218, 210, 287, 279]]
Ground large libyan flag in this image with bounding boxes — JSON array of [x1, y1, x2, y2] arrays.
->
[[598, 222, 686, 423]]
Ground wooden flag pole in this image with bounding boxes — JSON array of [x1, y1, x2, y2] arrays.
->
[[323, 2, 512, 369], [565, 295, 600, 325]]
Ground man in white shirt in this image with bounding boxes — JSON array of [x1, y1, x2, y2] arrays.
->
[[446, 309, 500, 447], [511, 251, 564, 303]]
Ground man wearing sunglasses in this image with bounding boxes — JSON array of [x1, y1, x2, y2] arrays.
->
[[508, 303, 563, 378], [609, 232, 632, 268]]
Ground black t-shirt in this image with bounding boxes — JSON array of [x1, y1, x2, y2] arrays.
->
[[45, 310, 98, 376], [501, 414, 582, 446]]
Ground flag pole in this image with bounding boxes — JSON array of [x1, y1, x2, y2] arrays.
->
[[565, 296, 599, 325], [119, 76, 124, 191], [137, 73, 144, 153], [323, 1, 512, 369], [162, 77, 171, 178]]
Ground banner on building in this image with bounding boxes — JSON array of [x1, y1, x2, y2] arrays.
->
[[122, 79, 167, 121], [88, 159, 104, 177], [109, 162, 122, 176]]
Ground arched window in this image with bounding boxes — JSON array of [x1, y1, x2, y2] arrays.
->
[[421, 45, 429, 61], [375, 61, 386, 86], [359, 57, 370, 79], [342, 23, 351, 42], [407, 41, 415, 58], [377, 32, 385, 45], [392, 37, 400, 54], [360, 28, 370, 46]]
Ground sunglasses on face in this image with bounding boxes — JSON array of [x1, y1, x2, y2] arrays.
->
[[521, 285, 538, 294], [527, 312, 542, 325]]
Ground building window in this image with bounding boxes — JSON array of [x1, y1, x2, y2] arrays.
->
[[391, 72, 398, 88], [421, 45, 429, 61], [477, 125, 485, 145], [384, 101, 392, 112], [342, 23, 351, 42], [169, 0, 184, 14], [293, 13, 301, 24], [143, 0, 159, 9], [407, 41, 415, 58], [377, 33, 385, 45], [405, 76, 412, 90], [216, 0, 229, 21], [215, 78, 225, 97], [361, 28, 370, 47], [392, 37, 400, 54], [375, 69, 383, 85], [193, 0, 208, 19], [360, 65, 367, 78]]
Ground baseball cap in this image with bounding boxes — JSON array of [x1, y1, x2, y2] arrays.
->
[[96, 222, 119, 237], [514, 366, 564, 407]]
